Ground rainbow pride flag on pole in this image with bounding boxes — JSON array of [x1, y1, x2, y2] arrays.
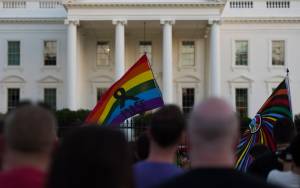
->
[[85, 55, 164, 126], [236, 75, 293, 171]]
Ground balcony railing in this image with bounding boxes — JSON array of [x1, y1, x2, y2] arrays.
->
[[2, 1, 26, 8], [230, 1, 254, 8], [266, 1, 290, 8], [1, 0, 63, 9], [39, 1, 62, 8]]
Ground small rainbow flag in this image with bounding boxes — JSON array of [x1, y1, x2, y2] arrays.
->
[[86, 55, 164, 126], [236, 76, 293, 171]]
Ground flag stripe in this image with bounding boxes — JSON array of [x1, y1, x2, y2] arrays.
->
[[104, 88, 163, 125], [101, 81, 158, 125], [236, 77, 293, 171], [109, 97, 164, 126], [85, 54, 164, 126], [86, 57, 150, 122], [99, 70, 154, 123]]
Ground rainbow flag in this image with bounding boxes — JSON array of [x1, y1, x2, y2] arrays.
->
[[236, 76, 293, 171], [86, 55, 164, 126]]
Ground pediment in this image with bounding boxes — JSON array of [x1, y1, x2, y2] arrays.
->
[[90, 75, 113, 83], [0, 75, 25, 83], [265, 75, 285, 83], [229, 75, 253, 83], [38, 76, 63, 83], [175, 75, 201, 83]]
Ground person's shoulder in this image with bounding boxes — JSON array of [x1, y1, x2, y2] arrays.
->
[[268, 169, 283, 177], [233, 170, 280, 188], [159, 168, 279, 188], [0, 167, 45, 188]]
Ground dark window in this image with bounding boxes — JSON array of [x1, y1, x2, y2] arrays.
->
[[44, 41, 57, 66], [97, 88, 107, 101], [8, 41, 20, 66], [182, 88, 195, 114], [235, 88, 248, 118], [7, 88, 20, 111], [44, 88, 57, 110]]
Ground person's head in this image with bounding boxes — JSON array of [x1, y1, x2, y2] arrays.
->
[[274, 118, 295, 150], [149, 105, 185, 149], [47, 126, 133, 188], [249, 144, 270, 160], [135, 133, 150, 161], [3, 104, 57, 170], [188, 97, 239, 168], [290, 134, 300, 168]]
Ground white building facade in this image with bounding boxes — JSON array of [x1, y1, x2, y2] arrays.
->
[[0, 0, 300, 118]]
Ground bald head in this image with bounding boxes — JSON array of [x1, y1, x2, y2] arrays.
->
[[189, 98, 239, 152], [4, 105, 57, 154]]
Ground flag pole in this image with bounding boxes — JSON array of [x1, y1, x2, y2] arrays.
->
[[285, 68, 294, 122]]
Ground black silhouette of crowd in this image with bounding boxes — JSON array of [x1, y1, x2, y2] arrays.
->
[[0, 98, 299, 188]]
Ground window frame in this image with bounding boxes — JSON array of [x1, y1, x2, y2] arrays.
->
[[7, 88, 20, 112], [231, 38, 250, 70], [268, 39, 288, 69], [181, 87, 195, 115], [44, 88, 57, 110], [234, 40, 249, 66], [96, 41, 111, 67], [96, 87, 108, 102], [179, 40, 196, 68], [6, 40, 21, 67], [229, 80, 252, 118], [138, 40, 153, 64], [43, 40, 58, 66], [235, 88, 249, 118]]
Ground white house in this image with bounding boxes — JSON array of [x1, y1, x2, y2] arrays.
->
[[0, 0, 299, 118]]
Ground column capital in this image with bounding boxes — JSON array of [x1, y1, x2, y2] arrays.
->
[[64, 19, 80, 26], [160, 19, 175, 25], [112, 19, 127, 25], [208, 18, 222, 25]]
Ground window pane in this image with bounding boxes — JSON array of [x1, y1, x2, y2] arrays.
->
[[139, 41, 152, 64], [44, 88, 57, 110], [235, 88, 248, 118], [7, 88, 20, 111], [180, 41, 195, 66], [96, 41, 110, 66], [272, 40, 285, 66], [97, 88, 107, 101], [8, 41, 20, 66], [235, 40, 248, 66], [182, 88, 195, 115], [44, 41, 57, 66]]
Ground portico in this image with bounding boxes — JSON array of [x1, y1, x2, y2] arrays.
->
[[64, 1, 224, 110]]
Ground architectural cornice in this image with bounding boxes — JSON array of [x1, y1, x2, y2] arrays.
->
[[223, 17, 300, 24], [0, 18, 65, 24], [63, 2, 226, 9]]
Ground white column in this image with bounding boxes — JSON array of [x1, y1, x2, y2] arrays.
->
[[161, 20, 175, 104], [113, 19, 127, 81], [209, 20, 221, 97], [65, 19, 79, 110]]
